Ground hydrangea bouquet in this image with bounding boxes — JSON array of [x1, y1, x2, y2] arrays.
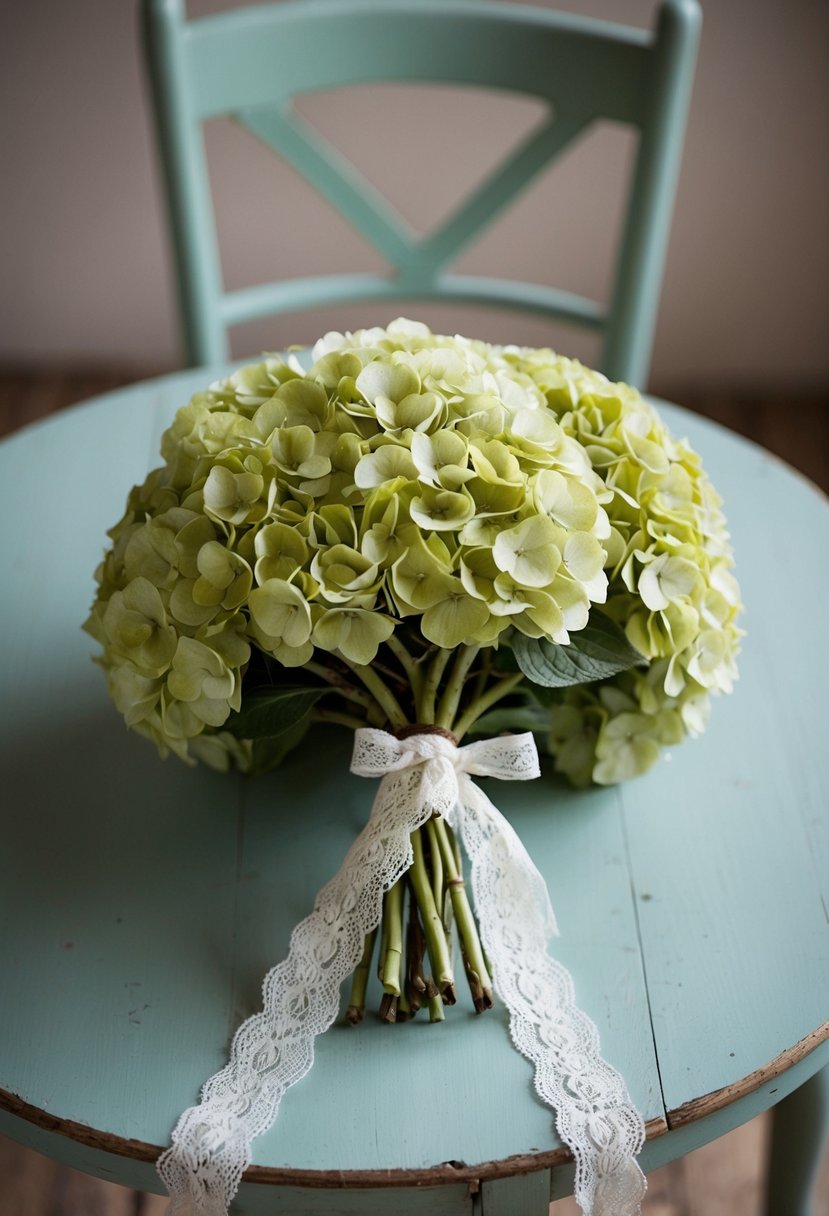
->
[[86, 317, 740, 1022], [86, 319, 741, 1214]]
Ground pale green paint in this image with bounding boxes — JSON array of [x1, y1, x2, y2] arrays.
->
[[1, 375, 828, 1214], [482, 1171, 552, 1214], [619, 409, 829, 1114], [141, 0, 701, 386], [767, 1066, 829, 1216]]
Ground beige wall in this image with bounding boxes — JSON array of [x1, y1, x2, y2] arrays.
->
[[2, 0, 828, 392]]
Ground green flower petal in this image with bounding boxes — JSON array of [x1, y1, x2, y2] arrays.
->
[[254, 522, 309, 585], [203, 465, 264, 525], [593, 712, 662, 784], [356, 360, 420, 407], [492, 515, 563, 587], [638, 552, 701, 611], [421, 589, 491, 648], [312, 607, 394, 664], [563, 533, 608, 602], [101, 578, 177, 676], [409, 486, 475, 532], [354, 443, 418, 490], [311, 544, 379, 605], [391, 535, 455, 610], [89, 318, 742, 782], [248, 579, 312, 648], [534, 469, 598, 532]]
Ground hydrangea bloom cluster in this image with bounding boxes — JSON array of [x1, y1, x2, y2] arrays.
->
[[85, 318, 741, 784]]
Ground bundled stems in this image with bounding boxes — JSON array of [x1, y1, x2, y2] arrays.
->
[[326, 636, 525, 1026], [351, 819, 494, 1024], [340, 657, 408, 732], [436, 645, 481, 729], [385, 634, 424, 704], [453, 671, 526, 740], [417, 648, 453, 724], [409, 828, 455, 1002], [435, 819, 493, 1012]]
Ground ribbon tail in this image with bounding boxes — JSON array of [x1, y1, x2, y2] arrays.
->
[[157, 766, 436, 1214], [453, 777, 647, 1216]]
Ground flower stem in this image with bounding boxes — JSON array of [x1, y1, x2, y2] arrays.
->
[[342, 652, 522, 1027], [306, 660, 374, 710], [436, 645, 480, 729], [314, 707, 367, 731], [433, 818, 493, 1012], [405, 889, 427, 1015], [341, 658, 408, 731], [377, 889, 391, 985], [428, 992, 445, 1022], [379, 992, 399, 1023], [346, 928, 377, 1025], [452, 672, 526, 740], [381, 879, 404, 996], [418, 648, 453, 723], [385, 635, 424, 704], [425, 818, 444, 916], [409, 827, 455, 1001], [472, 649, 491, 705]]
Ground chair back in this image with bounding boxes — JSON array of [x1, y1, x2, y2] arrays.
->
[[142, 0, 701, 385]]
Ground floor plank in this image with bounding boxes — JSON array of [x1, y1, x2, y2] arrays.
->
[[684, 1116, 769, 1216], [56, 1169, 137, 1216], [0, 1135, 61, 1216]]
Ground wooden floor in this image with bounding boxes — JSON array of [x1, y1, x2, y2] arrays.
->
[[1, 368, 827, 1216]]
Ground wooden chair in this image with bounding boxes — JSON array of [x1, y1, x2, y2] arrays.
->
[[142, 0, 702, 385]]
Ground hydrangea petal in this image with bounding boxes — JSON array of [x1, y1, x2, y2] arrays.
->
[[492, 515, 562, 587], [248, 580, 312, 648]]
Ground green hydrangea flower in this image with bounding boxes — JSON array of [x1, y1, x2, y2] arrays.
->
[[86, 319, 742, 780]]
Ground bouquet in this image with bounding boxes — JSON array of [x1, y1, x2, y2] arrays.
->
[[85, 319, 741, 1214]]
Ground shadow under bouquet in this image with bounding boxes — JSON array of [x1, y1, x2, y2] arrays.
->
[[85, 318, 741, 1216]]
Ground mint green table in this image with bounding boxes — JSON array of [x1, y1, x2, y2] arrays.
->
[[1, 371, 827, 1215]]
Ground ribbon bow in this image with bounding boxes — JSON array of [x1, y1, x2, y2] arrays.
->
[[159, 729, 645, 1216], [350, 727, 556, 937]]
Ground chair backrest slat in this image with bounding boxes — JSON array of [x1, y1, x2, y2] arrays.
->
[[143, 0, 701, 384], [185, 2, 651, 121]]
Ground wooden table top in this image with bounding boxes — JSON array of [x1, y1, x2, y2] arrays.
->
[[1, 369, 827, 1207]]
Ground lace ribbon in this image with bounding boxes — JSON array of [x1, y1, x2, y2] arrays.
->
[[158, 729, 646, 1216]]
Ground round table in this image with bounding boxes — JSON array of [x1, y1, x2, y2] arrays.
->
[[1, 370, 827, 1215]]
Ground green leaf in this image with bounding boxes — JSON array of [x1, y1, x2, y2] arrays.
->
[[224, 686, 324, 740], [511, 613, 645, 689], [249, 716, 314, 774], [468, 703, 549, 736]]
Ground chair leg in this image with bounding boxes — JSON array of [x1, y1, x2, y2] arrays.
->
[[765, 1065, 829, 1216]]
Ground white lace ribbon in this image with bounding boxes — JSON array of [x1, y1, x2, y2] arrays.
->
[[158, 728, 645, 1216]]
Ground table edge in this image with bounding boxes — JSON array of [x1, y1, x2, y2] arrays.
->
[[667, 1019, 829, 1129], [3, 378, 827, 1188], [0, 1081, 663, 1185], [2, 1018, 827, 1188]]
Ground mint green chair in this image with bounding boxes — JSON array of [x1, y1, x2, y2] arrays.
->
[[142, 0, 701, 387]]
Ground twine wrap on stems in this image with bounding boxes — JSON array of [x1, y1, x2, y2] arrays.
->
[[158, 729, 646, 1216]]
